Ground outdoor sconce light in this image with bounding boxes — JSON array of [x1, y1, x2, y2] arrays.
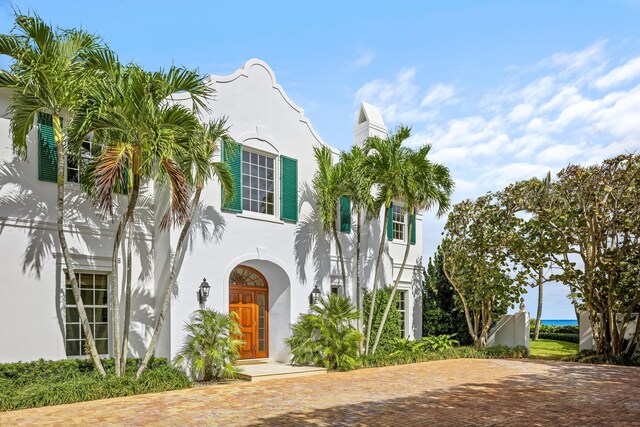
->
[[309, 284, 321, 306], [198, 278, 211, 309]]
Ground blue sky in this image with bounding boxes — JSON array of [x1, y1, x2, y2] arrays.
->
[[3, 1, 640, 318]]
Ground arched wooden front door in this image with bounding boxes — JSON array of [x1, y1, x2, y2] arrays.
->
[[229, 265, 269, 359]]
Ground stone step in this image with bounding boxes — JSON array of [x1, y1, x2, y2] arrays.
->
[[236, 363, 327, 382]]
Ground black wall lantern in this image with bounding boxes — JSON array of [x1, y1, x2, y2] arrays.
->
[[198, 278, 211, 309], [308, 284, 321, 306]]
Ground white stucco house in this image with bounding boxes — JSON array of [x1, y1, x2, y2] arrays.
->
[[0, 59, 423, 364]]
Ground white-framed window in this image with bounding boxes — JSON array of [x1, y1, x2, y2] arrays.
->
[[241, 149, 275, 215], [67, 133, 94, 183], [398, 290, 407, 338], [392, 204, 405, 241], [65, 272, 109, 357], [331, 286, 339, 296]]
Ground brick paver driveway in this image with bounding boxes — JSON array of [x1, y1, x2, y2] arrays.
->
[[2, 359, 639, 426]]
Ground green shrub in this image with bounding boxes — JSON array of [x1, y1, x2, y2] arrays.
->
[[0, 358, 191, 411], [421, 334, 459, 351], [533, 332, 579, 343], [423, 249, 472, 344], [173, 309, 243, 382], [387, 338, 426, 356], [363, 286, 402, 353], [561, 350, 639, 366], [287, 294, 362, 371], [361, 345, 529, 368], [530, 322, 579, 335]]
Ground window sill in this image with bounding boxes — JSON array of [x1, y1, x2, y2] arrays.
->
[[390, 239, 409, 246], [236, 212, 284, 225]]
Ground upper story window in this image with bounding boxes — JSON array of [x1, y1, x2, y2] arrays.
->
[[392, 204, 405, 241], [65, 272, 109, 357], [242, 149, 275, 215], [67, 133, 93, 183]]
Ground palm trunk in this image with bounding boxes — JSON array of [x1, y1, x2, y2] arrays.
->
[[365, 205, 390, 355], [371, 207, 413, 355], [533, 267, 544, 341], [120, 217, 134, 374], [355, 209, 362, 333], [332, 221, 347, 295], [136, 188, 202, 379], [112, 150, 142, 377], [53, 115, 106, 376]]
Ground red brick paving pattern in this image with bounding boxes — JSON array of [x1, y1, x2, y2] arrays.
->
[[1, 359, 639, 426]]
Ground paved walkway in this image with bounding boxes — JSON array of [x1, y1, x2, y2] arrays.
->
[[2, 359, 639, 426]]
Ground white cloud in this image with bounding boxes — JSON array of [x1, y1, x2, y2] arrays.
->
[[594, 56, 640, 89], [353, 50, 375, 68], [421, 84, 457, 107], [535, 144, 584, 164], [354, 41, 640, 200]]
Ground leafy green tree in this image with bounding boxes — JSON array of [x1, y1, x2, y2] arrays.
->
[[136, 119, 234, 378], [422, 248, 470, 344], [363, 287, 402, 354], [71, 55, 211, 376], [442, 194, 526, 348], [173, 309, 243, 382], [0, 14, 106, 375], [312, 145, 348, 290], [370, 142, 453, 355], [287, 295, 362, 371], [502, 173, 565, 340], [547, 154, 640, 359]]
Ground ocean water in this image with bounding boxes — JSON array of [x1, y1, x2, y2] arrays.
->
[[541, 319, 578, 326]]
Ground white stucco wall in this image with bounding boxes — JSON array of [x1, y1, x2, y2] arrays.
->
[[0, 59, 424, 364]]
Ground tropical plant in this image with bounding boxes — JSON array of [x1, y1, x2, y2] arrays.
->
[[421, 334, 460, 352], [70, 54, 212, 376], [136, 119, 234, 378], [362, 126, 412, 354], [173, 309, 243, 382], [387, 337, 425, 356], [312, 145, 348, 290], [339, 145, 376, 331], [0, 13, 106, 375], [422, 248, 470, 344], [441, 193, 527, 348], [287, 294, 362, 371], [502, 172, 564, 340], [362, 286, 402, 354], [370, 139, 453, 355], [545, 155, 640, 359]]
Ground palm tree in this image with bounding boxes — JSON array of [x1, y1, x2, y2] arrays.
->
[[0, 14, 106, 375], [173, 308, 244, 382], [339, 146, 375, 332], [70, 54, 212, 376], [361, 126, 413, 354], [136, 119, 234, 378], [312, 145, 348, 293], [370, 144, 452, 354]]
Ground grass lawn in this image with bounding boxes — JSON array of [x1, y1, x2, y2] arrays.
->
[[529, 339, 579, 360]]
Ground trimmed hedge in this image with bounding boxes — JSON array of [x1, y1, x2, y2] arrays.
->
[[533, 333, 579, 343], [562, 350, 640, 366], [361, 345, 529, 368], [363, 286, 402, 354], [0, 358, 192, 411]]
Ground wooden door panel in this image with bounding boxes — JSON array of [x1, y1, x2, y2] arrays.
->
[[229, 287, 268, 360]]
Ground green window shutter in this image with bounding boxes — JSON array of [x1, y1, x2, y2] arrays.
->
[[222, 140, 242, 212], [410, 212, 416, 245], [38, 112, 57, 182], [387, 202, 393, 241], [280, 155, 298, 222], [340, 196, 351, 233]]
